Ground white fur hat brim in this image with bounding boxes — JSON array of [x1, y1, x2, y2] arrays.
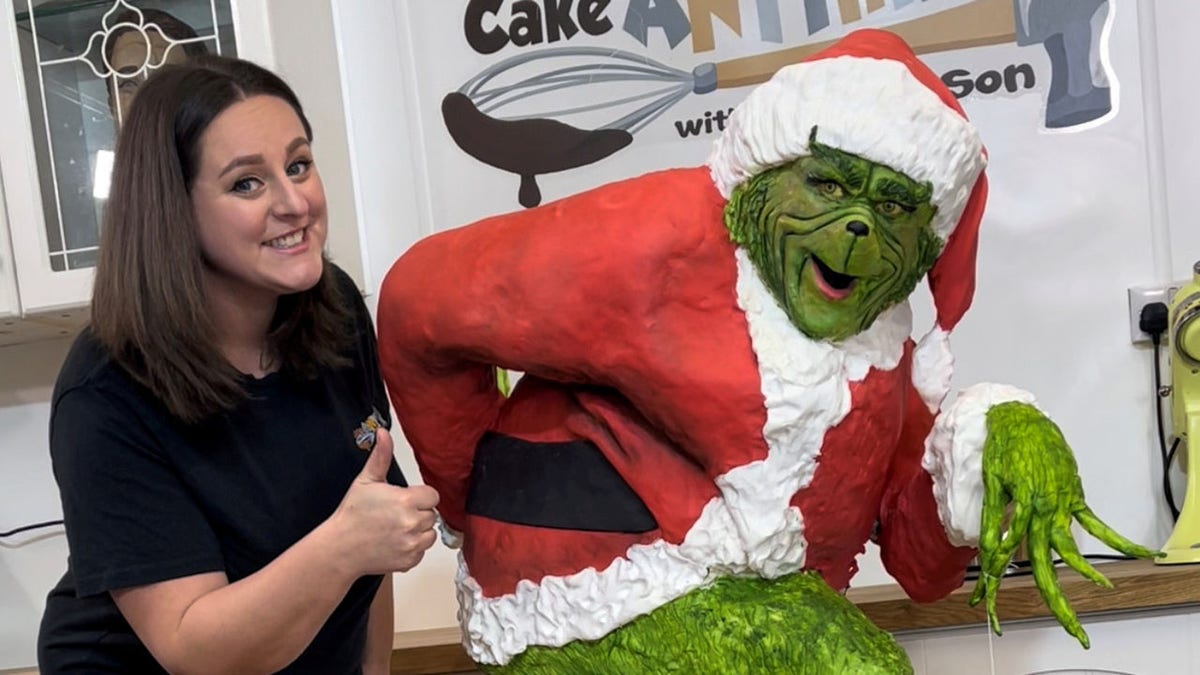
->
[[706, 56, 987, 242]]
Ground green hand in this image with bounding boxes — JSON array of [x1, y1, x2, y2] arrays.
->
[[968, 402, 1160, 648]]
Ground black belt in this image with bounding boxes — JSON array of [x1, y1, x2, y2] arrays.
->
[[466, 431, 658, 533]]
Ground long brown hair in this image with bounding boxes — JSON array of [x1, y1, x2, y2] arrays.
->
[[92, 55, 351, 423]]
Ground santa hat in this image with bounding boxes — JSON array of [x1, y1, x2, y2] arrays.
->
[[706, 28, 988, 411]]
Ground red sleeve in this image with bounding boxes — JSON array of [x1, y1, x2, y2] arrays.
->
[[876, 375, 977, 602], [376, 167, 768, 533]]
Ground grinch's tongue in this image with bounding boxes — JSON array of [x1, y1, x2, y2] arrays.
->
[[812, 256, 857, 300]]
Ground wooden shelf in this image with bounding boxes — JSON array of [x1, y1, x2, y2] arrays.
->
[[391, 628, 478, 675], [390, 559, 1200, 675], [847, 558, 1200, 634]]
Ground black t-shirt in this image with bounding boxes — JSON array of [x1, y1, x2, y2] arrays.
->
[[37, 266, 405, 674]]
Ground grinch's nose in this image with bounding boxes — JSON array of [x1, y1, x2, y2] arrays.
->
[[846, 221, 870, 237]]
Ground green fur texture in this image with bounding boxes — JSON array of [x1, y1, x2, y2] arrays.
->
[[481, 572, 913, 675]]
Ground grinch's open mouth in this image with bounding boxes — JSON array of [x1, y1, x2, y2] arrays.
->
[[811, 255, 858, 300]]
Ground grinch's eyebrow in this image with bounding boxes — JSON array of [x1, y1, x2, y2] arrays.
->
[[809, 143, 867, 190], [875, 178, 918, 204], [875, 175, 933, 205]]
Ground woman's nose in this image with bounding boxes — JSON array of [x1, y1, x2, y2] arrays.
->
[[271, 179, 309, 218]]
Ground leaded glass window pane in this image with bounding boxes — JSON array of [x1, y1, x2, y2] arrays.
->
[[13, 0, 237, 271]]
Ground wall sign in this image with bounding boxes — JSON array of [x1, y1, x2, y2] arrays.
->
[[402, 1, 1115, 217]]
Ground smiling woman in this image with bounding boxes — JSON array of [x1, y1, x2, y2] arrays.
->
[[91, 56, 334, 413], [35, 55, 440, 675]]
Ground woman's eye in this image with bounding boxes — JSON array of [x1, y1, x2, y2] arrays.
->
[[231, 177, 262, 194], [287, 159, 312, 177]]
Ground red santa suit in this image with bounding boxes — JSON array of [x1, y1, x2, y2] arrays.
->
[[377, 30, 1027, 666]]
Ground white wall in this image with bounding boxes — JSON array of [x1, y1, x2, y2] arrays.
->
[[329, 2, 462, 633], [0, 338, 71, 669], [1153, 2, 1200, 277], [897, 609, 1200, 674]]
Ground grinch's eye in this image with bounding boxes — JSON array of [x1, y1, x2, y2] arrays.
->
[[815, 180, 844, 199], [877, 201, 911, 217]]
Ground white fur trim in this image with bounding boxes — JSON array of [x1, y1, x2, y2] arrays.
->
[[912, 326, 954, 411], [718, 249, 910, 577], [706, 56, 986, 242], [457, 499, 744, 665], [921, 383, 1039, 547], [437, 516, 463, 549], [456, 250, 913, 665]]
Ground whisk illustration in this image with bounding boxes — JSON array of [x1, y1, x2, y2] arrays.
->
[[440, 39, 843, 208]]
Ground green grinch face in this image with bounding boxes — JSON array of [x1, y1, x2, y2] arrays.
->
[[725, 130, 943, 341]]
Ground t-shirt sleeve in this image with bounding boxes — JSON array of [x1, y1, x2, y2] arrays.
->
[[50, 385, 225, 597]]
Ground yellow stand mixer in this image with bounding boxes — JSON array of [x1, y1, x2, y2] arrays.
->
[[1158, 261, 1200, 564]]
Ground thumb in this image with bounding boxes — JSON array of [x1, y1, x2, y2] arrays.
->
[[359, 427, 394, 483]]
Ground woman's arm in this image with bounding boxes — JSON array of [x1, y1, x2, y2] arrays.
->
[[363, 574, 395, 675], [112, 524, 352, 675], [112, 430, 436, 675]]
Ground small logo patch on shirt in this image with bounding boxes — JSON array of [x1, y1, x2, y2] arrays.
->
[[354, 408, 387, 451]]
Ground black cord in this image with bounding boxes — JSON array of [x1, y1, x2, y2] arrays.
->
[[1152, 335, 1182, 521], [963, 554, 1133, 582], [0, 519, 63, 538], [1145, 304, 1181, 522], [1165, 436, 1181, 519]]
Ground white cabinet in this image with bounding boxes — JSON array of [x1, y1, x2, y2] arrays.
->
[[0, 0, 251, 344], [0, 0, 363, 346], [0, 0, 250, 318], [0, 0, 89, 315]]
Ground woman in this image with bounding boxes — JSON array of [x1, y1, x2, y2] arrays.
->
[[37, 55, 438, 674]]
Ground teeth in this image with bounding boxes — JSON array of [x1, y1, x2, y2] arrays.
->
[[265, 230, 304, 249]]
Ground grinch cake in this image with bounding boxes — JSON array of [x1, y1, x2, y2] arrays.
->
[[377, 29, 1156, 674]]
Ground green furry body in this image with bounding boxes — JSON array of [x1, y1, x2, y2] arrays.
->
[[483, 572, 912, 675]]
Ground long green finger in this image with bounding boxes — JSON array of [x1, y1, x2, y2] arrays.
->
[[1030, 516, 1090, 649], [974, 572, 1001, 635], [984, 572, 1002, 636], [1050, 525, 1112, 589], [1075, 506, 1161, 559], [980, 500, 1032, 634], [971, 472, 1009, 607], [969, 574, 988, 609], [986, 501, 1032, 579]]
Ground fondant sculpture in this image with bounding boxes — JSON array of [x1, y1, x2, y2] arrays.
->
[[377, 29, 1156, 673]]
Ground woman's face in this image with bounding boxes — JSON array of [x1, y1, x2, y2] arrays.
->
[[190, 95, 326, 309]]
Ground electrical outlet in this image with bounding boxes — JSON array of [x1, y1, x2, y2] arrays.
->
[[1129, 282, 1186, 344]]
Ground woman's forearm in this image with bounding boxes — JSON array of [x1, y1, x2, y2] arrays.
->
[[115, 434, 436, 675], [117, 520, 358, 675]]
